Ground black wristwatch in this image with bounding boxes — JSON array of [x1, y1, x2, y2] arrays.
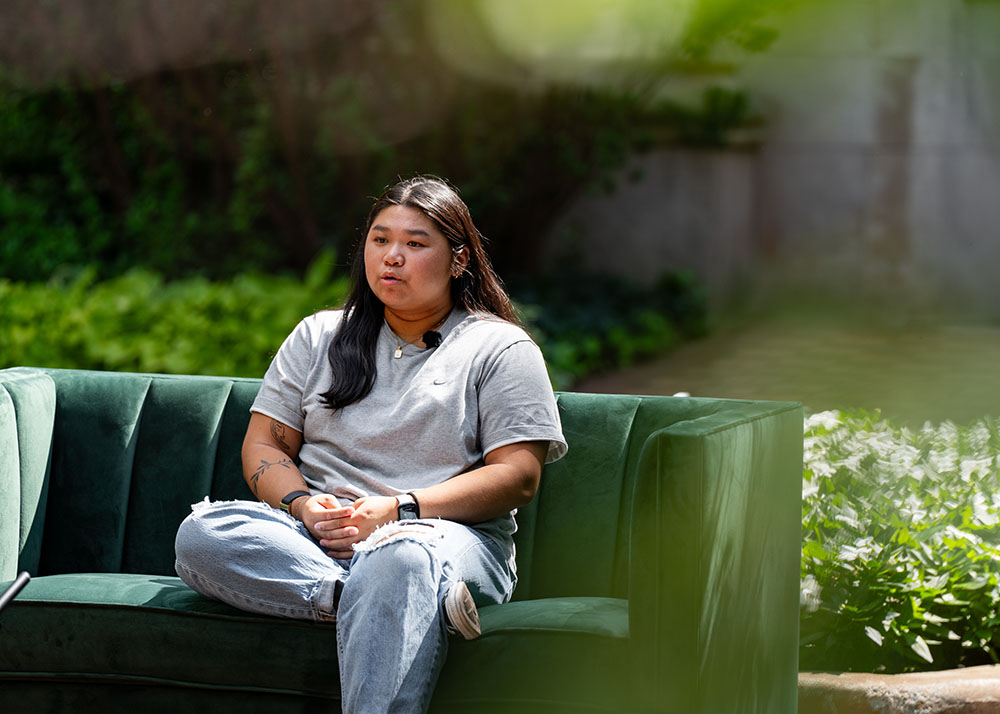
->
[[396, 492, 420, 521], [279, 490, 311, 514]]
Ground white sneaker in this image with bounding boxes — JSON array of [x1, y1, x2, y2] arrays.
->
[[444, 581, 481, 640]]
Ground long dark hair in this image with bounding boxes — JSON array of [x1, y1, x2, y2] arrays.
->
[[320, 176, 517, 410]]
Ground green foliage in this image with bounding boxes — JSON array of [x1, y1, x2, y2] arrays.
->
[[0, 74, 285, 281], [681, 0, 789, 59], [801, 410, 1000, 673], [0, 82, 109, 278], [0, 72, 752, 282], [0, 0, 764, 283], [511, 269, 707, 389], [0, 252, 348, 377], [657, 87, 754, 147], [0, 261, 704, 390]]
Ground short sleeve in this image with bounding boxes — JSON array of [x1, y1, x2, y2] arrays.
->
[[477, 339, 568, 464], [250, 317, 316, 431]]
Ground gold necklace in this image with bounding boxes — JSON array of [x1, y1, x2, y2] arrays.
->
[[390, 314, 449, 359]]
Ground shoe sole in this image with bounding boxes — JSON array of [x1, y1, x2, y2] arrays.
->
[[444, 581, 481, 640]]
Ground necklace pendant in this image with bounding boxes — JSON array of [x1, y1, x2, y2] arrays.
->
[[393, 346, 403, 359]]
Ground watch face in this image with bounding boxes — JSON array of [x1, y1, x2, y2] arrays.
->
[[398, 503, 419, 520]]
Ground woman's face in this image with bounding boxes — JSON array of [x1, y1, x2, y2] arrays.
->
[[364, 204, 464, 319]]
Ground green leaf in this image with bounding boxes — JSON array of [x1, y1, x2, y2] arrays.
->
[[802, 541, 829, 561], [910, 635, 934, 664]]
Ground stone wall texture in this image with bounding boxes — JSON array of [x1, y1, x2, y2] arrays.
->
[[550, 0, 1000, 316]]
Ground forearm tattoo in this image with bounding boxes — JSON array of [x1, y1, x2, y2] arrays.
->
[[249, 458, 293, 498], [270, 420, 292, 453]]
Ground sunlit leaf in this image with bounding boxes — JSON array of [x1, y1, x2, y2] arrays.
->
[[910, 635, 933, 663]]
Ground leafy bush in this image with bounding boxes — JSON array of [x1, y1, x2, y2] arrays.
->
[[0, 253, 348, 377], [511, 269, 707, 389], [801, 410, 1000, 673], [0, 261, 705, 390]]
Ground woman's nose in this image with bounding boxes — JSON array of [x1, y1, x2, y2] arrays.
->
[[384, 245, 403, 265]]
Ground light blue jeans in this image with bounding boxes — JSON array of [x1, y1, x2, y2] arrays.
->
[[174, 499, 516, 714]]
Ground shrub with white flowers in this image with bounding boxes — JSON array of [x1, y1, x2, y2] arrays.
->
[[800, 410, 1000, 672]]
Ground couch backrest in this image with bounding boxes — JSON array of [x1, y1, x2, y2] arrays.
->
[[32, 369, 260, 578], [510, 392, 721, 601], [2, 368, 746, 601]]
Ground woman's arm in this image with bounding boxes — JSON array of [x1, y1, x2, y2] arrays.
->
[[413, 441, 547, 522], [242, 413, 353, 535], [314, 441, 547, 558], [242, 412, 306, 506]]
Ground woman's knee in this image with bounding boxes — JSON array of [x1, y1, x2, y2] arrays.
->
[[174, 500, 260, 568], [350, 530, 441, 586], [174, 508, 216, 572]]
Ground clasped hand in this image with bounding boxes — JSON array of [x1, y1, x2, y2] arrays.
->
[[300, 494, 397, 559]]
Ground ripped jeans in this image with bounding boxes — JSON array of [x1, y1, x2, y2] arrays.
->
[[173, 499, 516, 714]]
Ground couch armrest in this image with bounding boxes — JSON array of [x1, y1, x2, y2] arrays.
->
[[627, 400, 802, 714], [0, 368, 56, 581]]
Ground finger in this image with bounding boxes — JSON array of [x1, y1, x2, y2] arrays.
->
[[314, 516, 358, 532], [319, 537, 359, 550], [328, 548, 354, 560], [317, 526, 359, 543], [313, 507, 354, 522], [315, 504, 354, 515], [319, 527, 364, 544]]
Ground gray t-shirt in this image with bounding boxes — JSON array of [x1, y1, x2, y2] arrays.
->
[[251, 307, 567, 538]]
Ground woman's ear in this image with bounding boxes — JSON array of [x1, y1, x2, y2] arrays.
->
[[451, 245, 470, 277]]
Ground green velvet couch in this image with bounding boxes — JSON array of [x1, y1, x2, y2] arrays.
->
[[0, 366, 802, 713]]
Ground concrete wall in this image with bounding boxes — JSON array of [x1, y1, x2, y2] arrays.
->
[[543, 149, 759, 306], [549, 0, 1000, 317]]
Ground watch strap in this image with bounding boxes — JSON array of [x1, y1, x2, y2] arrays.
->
[[279, 490, 311, 513], [407, 491, 421, 518]]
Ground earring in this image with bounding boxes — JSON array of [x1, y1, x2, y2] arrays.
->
[[451, 244, 467, 278]]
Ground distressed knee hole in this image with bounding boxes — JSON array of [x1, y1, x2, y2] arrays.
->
[[374, 523, 435, 545], [354, 521, 441, 553]]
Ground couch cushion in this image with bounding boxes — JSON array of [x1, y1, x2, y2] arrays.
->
[[437, 597, 629, 712], [0, 573, 340, 699], [0, 574, 629, 712]]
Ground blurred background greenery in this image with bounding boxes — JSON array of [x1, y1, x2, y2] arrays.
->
[[0, 0, 779, 383], [6, 0, 1000, 399]]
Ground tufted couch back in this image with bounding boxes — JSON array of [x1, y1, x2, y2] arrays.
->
[[1, 367, 764, 602], [1, 369, 261, 581]]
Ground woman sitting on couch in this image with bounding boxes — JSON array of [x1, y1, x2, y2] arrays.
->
[[174, 176, 566, 714]]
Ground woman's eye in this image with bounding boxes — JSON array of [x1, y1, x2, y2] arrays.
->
[[407, 241, 424, 248], [371, 236, 387, 244]]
